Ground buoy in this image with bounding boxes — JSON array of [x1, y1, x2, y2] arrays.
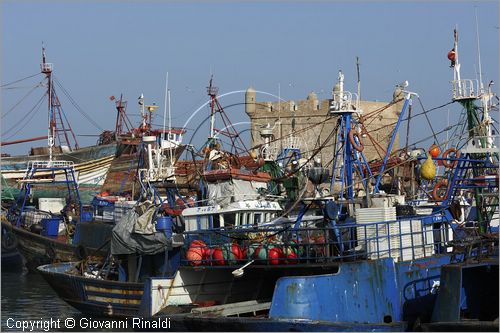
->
[[420, 155, 437, 180], [447, 49, 456, 62], [186, 247, 204, 266], [222, 243, 244, 264], [268, 246, 284, 265], [283, 247, 298, 264], [248, 243, 267, 261], [428, 144, 440, 158], [190, 240, 209, 258], [209, 247, 225, 266]]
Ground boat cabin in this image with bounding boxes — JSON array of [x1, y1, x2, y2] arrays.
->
[[182, 200, 282, 231], [157, 128, 185, 150]]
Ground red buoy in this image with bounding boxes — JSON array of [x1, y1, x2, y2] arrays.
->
[[210, 247, 225, 266], [428, 144, 441, 158], [268, 247, 284, 265], [447, 49, 456, 61], [186, 247, 204, 266]]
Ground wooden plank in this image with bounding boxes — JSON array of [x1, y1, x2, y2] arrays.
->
[[190, 300, 271, 317]]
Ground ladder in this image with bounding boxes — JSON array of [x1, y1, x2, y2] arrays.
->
[[13, 160, 82, 227]]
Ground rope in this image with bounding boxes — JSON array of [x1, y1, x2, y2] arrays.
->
[[53, 76, 104, 131], [0, 73, 41, 88], [2, 92, 47, 139], [1, 81, 44, 119], [416, 97, 450, 143]]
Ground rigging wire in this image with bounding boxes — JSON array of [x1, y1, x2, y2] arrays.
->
[[0, 73, 41, 88], [416, 97, 444, 143], [1, 81, 44, 119], [2, 92, 47, 139], [53, 76, 104, 131]]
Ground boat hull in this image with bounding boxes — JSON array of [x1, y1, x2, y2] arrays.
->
[[101, 143, 186, 195], [1, 143, 117, 203], [37, 262, 143, 318], [1, 221, 108, 271], [162, 315, 406, 332]]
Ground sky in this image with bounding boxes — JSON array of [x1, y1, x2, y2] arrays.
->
[[1, 0, 499, 156]]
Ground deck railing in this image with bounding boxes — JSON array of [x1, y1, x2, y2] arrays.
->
[[28, 160, 74, 169], [180, 216, 451, 266]]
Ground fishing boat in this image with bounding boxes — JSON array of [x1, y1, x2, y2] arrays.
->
[[38, 45, 497, 329], [36, 130, 189, 317], [2, 160, 111, 271], [1, 48, 117, 203], [141, 38, 498, 331], [35, 77, 283, 318], [100, 94, 186, 197]]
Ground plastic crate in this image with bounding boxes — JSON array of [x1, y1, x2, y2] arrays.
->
[[41, 218, 62, 236]]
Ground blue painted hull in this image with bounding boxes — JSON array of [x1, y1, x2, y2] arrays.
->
[[161, 315, 406, 332]]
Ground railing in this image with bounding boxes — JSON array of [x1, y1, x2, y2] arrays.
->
[[451, 79, 479, 100], [329, 91, 361, 114], [180, 217, 451, 266], [28, 160, 74, 169]]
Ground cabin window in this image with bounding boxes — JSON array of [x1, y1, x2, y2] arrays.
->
[[223, 213, 236, 228], [194, 216, 209, 231], [210, 214, 220, 229], [239, 213, 248, 226], [254, 213, 262, 225]]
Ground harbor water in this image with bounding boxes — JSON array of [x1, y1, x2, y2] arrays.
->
[[1, 270, 132, 332]]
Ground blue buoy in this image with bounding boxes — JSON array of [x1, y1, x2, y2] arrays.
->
[[156, 216, 173, 238]]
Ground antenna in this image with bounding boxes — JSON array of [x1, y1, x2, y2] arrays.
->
[[163, 72, 168, 136], [474, 7, 484, 93], [356, 56, 361, 108]]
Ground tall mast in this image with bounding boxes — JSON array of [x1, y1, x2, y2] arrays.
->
[[40, 46, 79, 153], [207, 76, 218, 140], [41, 46, 55, 161]]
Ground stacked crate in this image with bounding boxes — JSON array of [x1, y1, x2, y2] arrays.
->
[[356, 207, 434, 261]]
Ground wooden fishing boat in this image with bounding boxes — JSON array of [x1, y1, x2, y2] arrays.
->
[[0, 48, 117, 203], [37, 261, 144, 318]]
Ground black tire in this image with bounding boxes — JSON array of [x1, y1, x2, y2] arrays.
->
[[75, 245, 88, 260], [1, 231, 18, 251]]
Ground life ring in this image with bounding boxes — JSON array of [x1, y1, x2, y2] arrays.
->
[[442, 148, 460, 168], [432, 181, 449, 201], [348, 130, 364, 152]]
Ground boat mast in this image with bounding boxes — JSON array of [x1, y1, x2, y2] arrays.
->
[[449, 27, 498, 233], [41, 47, 55, 162], [207, 76, 217, 140], [41, 47, 79, 155]]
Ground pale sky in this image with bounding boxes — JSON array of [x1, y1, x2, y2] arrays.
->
[[2, 1, 498, 155]]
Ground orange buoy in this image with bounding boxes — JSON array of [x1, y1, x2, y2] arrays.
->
[[209, 247, 225, 266], [186, 247, 204, 266], [428, 144, 440, 158], [190, 240, 209, 258], [447, 49, 456, 62]]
